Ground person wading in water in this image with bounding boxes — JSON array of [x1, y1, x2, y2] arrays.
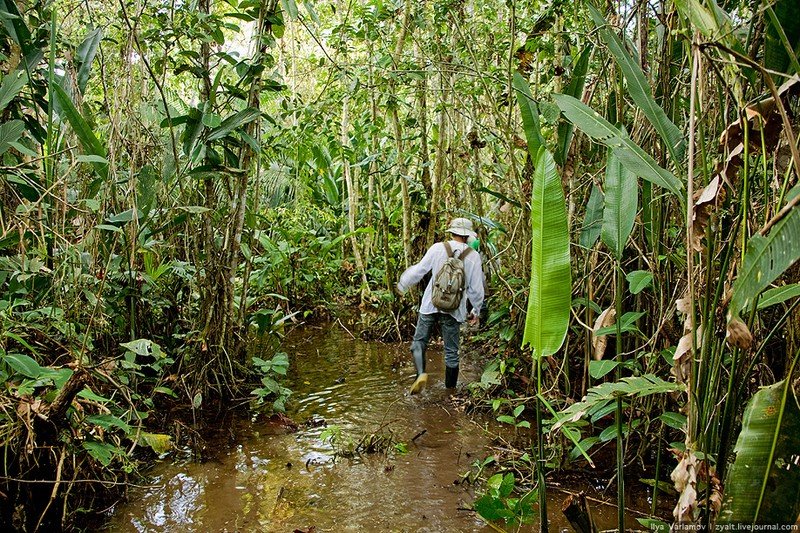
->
[[396, 218, 485, 393]]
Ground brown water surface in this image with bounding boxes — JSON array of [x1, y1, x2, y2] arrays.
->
[[108, 322, 651, 532]]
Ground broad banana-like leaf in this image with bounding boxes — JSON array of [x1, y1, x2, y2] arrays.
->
[[588, 4, 685, 164], [76, 27, 103, 94], [52, 83, 108, 180], [765, 0, 800, 77], [522, 147, 571, 359], [512, 73, 545, 160], [579, 184, 604, 249], [728, 205, 800, 322], [601, 152, 638, 259], [552, 93, 683, 198], [718, 378, 800, 525], [556, 46, 592, 166]]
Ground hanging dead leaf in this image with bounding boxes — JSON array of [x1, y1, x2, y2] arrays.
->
[[671, 450, 699, 524], [691, 176, 725, 251], [676, 296, 691, 315], [673, 325, 702, 384], [725, 317, 753, 349], [591, 307, 616, 360]]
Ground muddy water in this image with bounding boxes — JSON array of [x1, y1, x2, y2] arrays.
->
[[108, 322, 649, 532]]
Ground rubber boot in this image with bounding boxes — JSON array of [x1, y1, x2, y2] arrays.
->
[[409, 347, 428, 395], [445, 365, 459, 389]]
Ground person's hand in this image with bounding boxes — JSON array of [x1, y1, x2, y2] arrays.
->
[[468, 312, 480, 326], [395, 283, 407, 298]]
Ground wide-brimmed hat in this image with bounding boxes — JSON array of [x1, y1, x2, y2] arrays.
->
[[446, 217, 477, 239]]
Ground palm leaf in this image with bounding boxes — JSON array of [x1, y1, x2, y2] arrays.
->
[[521, 147, 571, 359], [588, 4, 685, 164], [552, 93, 683, 198], [601, 151, 638, 259], [551, 374, 684, 431], [512, 73, 545, 160], [718, 376, 800, 525], [728, 206, 800, 321]]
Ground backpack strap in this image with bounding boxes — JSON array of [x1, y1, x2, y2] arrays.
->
[[459, 246, 473, 260], [442, 240, 454, 257]]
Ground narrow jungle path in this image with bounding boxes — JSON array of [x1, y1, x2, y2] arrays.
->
[[107, 322, 638, 532]]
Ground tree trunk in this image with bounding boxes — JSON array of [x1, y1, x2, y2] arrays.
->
[[341, 93, 370, 297]]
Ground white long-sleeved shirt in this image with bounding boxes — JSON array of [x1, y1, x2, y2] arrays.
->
[[397, 240, 484, 323]]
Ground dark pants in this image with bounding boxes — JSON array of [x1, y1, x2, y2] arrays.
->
[[411, 312, 461, 373]]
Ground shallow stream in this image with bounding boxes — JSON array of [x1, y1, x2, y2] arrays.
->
[[108, 321, 653, 532]]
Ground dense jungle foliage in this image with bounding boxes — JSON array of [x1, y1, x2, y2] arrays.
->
[[0, 0, 798, 530]]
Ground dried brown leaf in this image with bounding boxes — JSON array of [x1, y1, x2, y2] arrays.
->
[[676, 297, 691, 315], [691, 176, 724, 251], [725, 317, 753, 349], [591, 307, 616, 361], [673, 325, 702, 384], [672, 450, 699, 523]]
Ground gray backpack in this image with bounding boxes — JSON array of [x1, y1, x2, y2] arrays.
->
[[431, 241, 472, 311]]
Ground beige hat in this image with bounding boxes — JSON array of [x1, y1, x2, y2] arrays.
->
[[446, 217, 477, 239]]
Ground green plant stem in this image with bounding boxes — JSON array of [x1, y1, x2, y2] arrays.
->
[[537, 355, 548, 533], [615, 264, 624, 532], [651, 422, 663, 516]]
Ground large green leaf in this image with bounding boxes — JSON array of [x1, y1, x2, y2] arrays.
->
[[0, 119, 24, 157], [521, 147, 571, 358], [207, 107, 260, 141], [579, 183, 604, 249], [0, 0, 32, 53], [552, 93, 683, 198], [556, 46, 592, 166], [728, 207, 800, 321], [0, 70, 28, 111], [673, 0, 721, 41], [718, 378, 800, 525], [52, 83, 108, 180], [601, 152, 638, 259], [588, 4, 685, 164], [512, 73, 545, 160], [76, 27, 103, 94], [764, 0, 800, 77], [755, 283, 800, 310]]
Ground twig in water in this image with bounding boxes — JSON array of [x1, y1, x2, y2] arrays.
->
[[411, 429, 427, 442], [336, 317, 356, 339]]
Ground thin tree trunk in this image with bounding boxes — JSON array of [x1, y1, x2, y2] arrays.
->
[[341, 94, 370, 296], [389, 0, 414, 267]]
